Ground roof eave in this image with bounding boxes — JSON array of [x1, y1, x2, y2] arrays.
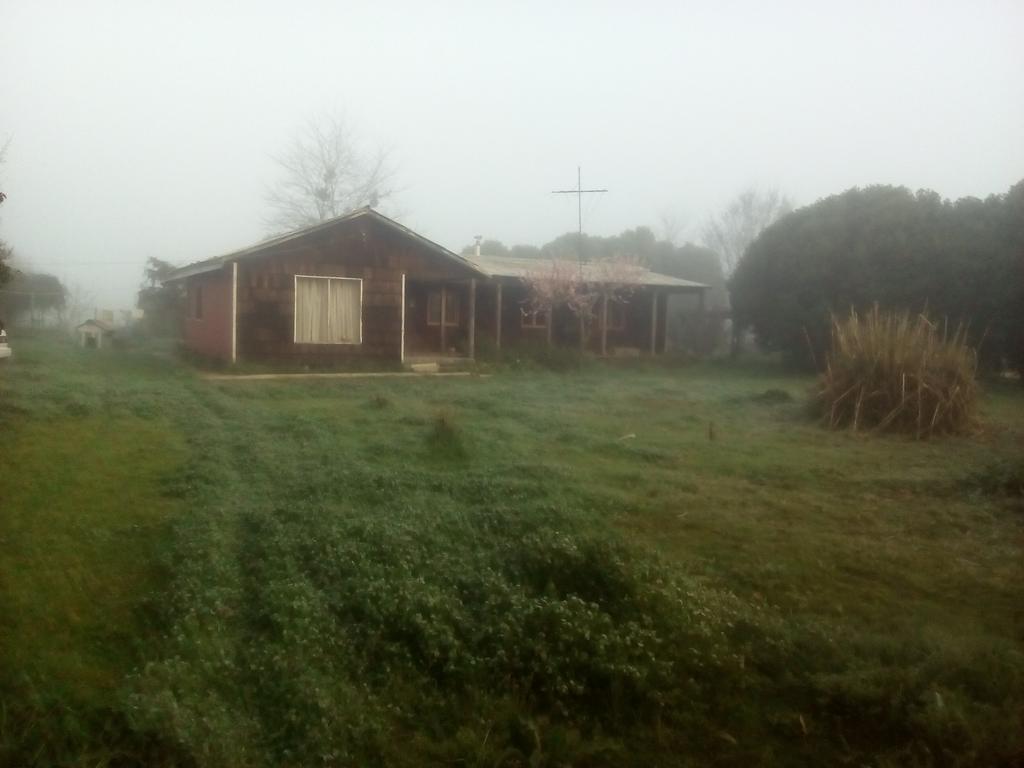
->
[[163, 208, 487, 283], [163, 259, 226, 283], [369, 210, 488, 277], [470, 271, 708, 290]]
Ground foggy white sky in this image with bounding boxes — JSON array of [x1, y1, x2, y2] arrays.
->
[[1, 0, 1022, 309]]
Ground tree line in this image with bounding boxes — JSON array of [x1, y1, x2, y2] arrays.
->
[[5, 107, 1021, 373], [260, 115, 1023, 376], [730, 181, 1024, 373], [0, 141, 70, 327]]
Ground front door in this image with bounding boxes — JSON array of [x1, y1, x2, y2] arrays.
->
[[404, 281, 465, 356]]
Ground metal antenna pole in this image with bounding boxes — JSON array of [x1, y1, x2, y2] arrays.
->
[[577, 166, 582, 238], [552, 166, 607, 266]]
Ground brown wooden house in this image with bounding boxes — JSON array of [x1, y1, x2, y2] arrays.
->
[[165, 208, 707, 365]]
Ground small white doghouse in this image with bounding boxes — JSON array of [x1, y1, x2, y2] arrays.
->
[[77, 319, 114, 349]]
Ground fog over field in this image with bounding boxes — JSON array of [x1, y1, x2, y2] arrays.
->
[[1, 0, 1022, 308]]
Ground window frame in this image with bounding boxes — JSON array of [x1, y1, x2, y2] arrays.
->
[[521, 307, 548, 329], [426, 289, 460, 327], [192, 284, 204, 321], [292, 274, 364, 346]]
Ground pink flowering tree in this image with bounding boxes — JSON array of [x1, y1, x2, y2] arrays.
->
[[523, 254, 646, 352], [590, 255, 646, 354], [521, 258, 582, 346]]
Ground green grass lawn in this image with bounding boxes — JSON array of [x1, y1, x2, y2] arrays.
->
[[1, 336, 1021, 767]]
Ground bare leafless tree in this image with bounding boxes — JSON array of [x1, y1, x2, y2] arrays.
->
[[61, 282, 95, 330], [658, 209, 690, 246], [702, 187, 793, 356], [264, 113, 396, 233], [702, 187, 793, 275]]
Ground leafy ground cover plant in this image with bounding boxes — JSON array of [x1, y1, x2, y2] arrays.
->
[[1, 337, 1022, 766]]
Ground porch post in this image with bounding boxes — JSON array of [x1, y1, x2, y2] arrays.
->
[[400, 273, 406, 363], [663, 295, 670, 354], [468, 278, 476, 359], [696, 288, 706, 357], [440, 284, 447, 353], [649, 291, 658, 355], [495, 282, 502, 349], [231, 261, 238, 364], [600, 293, 608, 357]]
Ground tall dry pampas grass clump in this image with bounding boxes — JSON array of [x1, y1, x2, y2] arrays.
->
[[816, 307, 978, 438]]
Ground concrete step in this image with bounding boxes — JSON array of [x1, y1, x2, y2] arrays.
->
[[408, 362, 440, 374]]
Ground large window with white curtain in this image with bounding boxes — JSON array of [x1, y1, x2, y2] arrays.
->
[[293, 275, 362, 344]]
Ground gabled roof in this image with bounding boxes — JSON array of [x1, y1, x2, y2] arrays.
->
[[164, 207, 708, 291], [467, 254, 707, 290], [164, 207, 485, 283], [77, 318, 114, 331]]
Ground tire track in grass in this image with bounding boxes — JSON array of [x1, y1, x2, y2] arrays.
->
[[132, 379, 342, 762]]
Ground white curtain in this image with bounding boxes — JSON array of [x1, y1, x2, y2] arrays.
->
[[330, 279, 361, 343], [295, 276, 361, 344]]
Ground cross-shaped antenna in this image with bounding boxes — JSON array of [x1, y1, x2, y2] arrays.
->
[[552, 166, 607, 263]]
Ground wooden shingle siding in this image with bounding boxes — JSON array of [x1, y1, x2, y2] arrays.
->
[[233, 217, 474, 364], [183, 268, 233, 361]]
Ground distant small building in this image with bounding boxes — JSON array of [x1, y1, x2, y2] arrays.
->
[[77, 318, 114, 349]]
